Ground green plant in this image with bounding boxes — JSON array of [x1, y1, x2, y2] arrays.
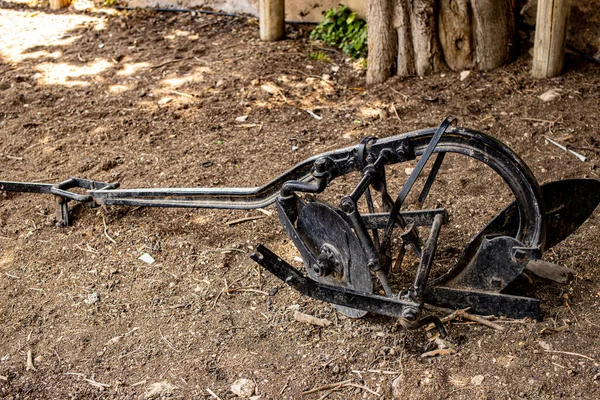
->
[[308, 51, 331, 63], [310, 5, 367, 59]]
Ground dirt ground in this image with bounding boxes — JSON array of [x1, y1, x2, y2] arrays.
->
[[1, 2, 599, 399]]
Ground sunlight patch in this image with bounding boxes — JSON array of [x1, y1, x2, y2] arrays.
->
[[117, 62, 151, 76], [160, 67, 212, 88], [0, 9, 98, 63], [35, 59, 113, 87], [109, 84, 132, 94]]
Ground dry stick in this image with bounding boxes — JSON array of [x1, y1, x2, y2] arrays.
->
[[545, 349, 596, 362], [564, 301, 581, 327], [456, 310, 505, 331], [421, 348, 457, 358], [158, 328, 181, 353], [568, 145, 600, 154], [84, 378, 111, 389], [224, 288, 269, 296], [317, 388, 342, 400], [170, 90, 196, 99], [206, 388, 222, 400], [351, 369, 402, 375], [102, 216, 117, 244], [279, 378, 290, 395], [302, 379, 352, 395], [344, 383, 381, 397], [391, 103, 401, 122], [293, 311, 332, 327], [226, 215, 266, 226]]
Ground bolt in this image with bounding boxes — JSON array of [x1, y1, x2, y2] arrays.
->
[[340, 197, 355, 214], [402, 307, 418, 321]]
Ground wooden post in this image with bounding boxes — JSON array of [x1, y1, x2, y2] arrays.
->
[[532, 0, 571, 78], [49, 0, 71, 10], [259, 0, 285, 41]]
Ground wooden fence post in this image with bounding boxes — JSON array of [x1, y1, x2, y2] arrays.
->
[[260, 0, 285, 41], [532, 0, 571, 78]]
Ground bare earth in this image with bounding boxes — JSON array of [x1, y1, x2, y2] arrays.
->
[[0, 3, 599, 399]]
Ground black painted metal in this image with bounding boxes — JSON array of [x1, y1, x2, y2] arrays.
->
[[424, 286, 541, 320], [2, 117, 597, 335]]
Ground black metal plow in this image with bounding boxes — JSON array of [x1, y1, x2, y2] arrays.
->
[[2, 117, 599, 337]]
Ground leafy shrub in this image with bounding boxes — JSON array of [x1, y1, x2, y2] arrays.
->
[[310, 5, 367, 59]]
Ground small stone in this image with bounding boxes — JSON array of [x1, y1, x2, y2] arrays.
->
[[332, 365, 340, 373], [391, 374, 404, 398], [157, 97, 173, 105], [471, 375, 485, 386], [216, 79, 225, 87], [538, 340, 552, 351], [139, 253, 155, 264], [231, 378, 255, 398], [235, 115, 249, 122], [460, 70, 471, 81], [85, 292, 100, 305], [538, 89, 561, 102], [268, 287, 278, 296], [98, 43, 105, 49]]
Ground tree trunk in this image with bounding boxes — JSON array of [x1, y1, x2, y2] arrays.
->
[[410, 0, 443, 76], [366, 0, 516, 83], [367, 0, 397, 85], [394, 0, 415, 77], [438, 0, 474, 71], [471, 0, 516, 70]]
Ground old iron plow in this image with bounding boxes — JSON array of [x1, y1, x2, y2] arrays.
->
[[2, 117, 599, 337]]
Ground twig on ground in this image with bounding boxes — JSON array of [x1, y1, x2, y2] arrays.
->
[[256, 208, 273, 216], [345, 383, 380, 397], [170, 90, 196, 99], [102, 216, 117, 244], [279, 378, 290, 395], [351, 369, 402, 375], [391, 103, 401, 122], [226, 215, 266, 226], [421, 348, 457, 358], [317, 388, 341, 400], [0, 375, 7, 381], [131, 380, 147, 387], [456, 310, 505, 331], [302, 380, 352, 395], [293, 311, 332, 327], [545, 349, 596, 362], [206, 388, 222, 400], [84, 378, 111, 389], [224, 288, 269, 296], [158, 328, 181, 353], [564, 301, 581, 327]]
